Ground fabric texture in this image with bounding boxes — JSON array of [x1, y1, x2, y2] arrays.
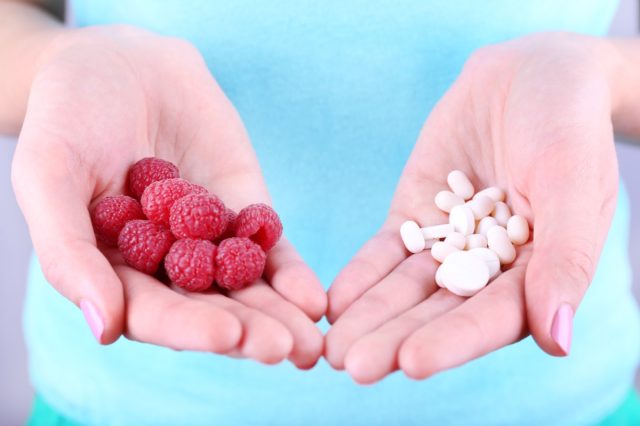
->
[[24, 1, 640, 424]]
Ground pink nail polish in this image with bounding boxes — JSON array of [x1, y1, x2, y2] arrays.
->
[[80, 300, 104, 343], [550, 303, 573, 355]]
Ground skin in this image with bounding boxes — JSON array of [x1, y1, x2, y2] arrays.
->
[[2, 1, 640, 385]]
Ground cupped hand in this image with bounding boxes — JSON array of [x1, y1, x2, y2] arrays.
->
[[11, 26, 326, 369], [325, 33, 619, 383]]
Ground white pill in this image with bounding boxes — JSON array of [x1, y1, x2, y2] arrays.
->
[[492, 201, 512, 227], [449, 204, 475, 236], [486, 225, 516, 265], [431, 241, 460, 263], [507, 215, 530, 246], [467, 194, 495, 220], [447, 170, 475, 200], [424, 238, 438, 250], [444, 231, 466, 250], [476, 216, 498, 236], [439, 251, 490, 297], [435, 265, 445, 288], [421, 223, 455, 240], [475, 186, 505, 203], [400, 220, 425, 253], [467, 247, 501, 278], [434, 190, 464, 213], [465, 233, 488, 250]]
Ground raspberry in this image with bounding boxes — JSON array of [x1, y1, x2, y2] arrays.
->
[[141, 178, 208, 226], [118, 220, 175, 274], [165, 239, 217, 292], [234, 203, 283, 251], [91, 195, 145, 246], [128, 157, 180, 199], [216, 208, 238, 242], [169, 194, 227, 240], [215, 237, 266, 290]]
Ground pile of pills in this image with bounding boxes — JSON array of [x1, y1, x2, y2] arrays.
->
[[400, 170, 530, 297]]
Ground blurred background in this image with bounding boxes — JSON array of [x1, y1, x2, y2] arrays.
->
[[1, 0, 639, 424]]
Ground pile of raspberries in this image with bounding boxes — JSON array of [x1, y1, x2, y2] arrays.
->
[[90, 157, 282, 292]]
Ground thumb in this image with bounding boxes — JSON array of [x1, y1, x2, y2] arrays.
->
[[12, 143, 125, 345], [523, 144, 617, 357]]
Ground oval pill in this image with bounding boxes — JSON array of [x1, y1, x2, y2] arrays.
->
[[475, 186, 505, 203], [507, 215, 530, 245], [492, 201, 512, 227], [447, 170, 475, 200], [486, 225, 516, 265], [431, 241, 459, 263], [400, 220, 425, 254], [421, 223, 455, 240], [449, 204, 475, 236], [444, 231, 466, 250], [468, 194, 495, 220], [467, 247, 501, 278], [465, 233, 488, 250], [476, 216, 498, 236], [434, 190, 464, 213], [439, 251, 490, 297]]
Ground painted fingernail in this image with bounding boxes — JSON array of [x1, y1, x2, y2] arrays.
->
[[550, 303, 573, 355], [80, 299, 104, 343]]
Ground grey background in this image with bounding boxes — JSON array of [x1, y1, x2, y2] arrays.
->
[[1, 1, 639, 424]]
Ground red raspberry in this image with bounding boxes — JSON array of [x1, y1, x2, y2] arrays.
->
[[215, 237, 266, 290], [118, 220, 175, 274], [141, 178, 208, 226], [216, 208, 238, 242], [234, 203, 283, 251], [91, 195, 145, 246], [128, 157, 180, 199], [169, 194, 227, 240], [165, 239, 217, 292]]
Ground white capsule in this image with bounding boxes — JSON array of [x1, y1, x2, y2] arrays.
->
[[476, 216, 497, 236], [400, 220, 425, 254], [465, 233, 488, 250], [444, 231, 466, 250], [434, 190, 465, 213], [447, 170, 475, 200], [486, 225, 516, 265], [449, 204, 475, 236], [507, 215, 530, 246], [467, 247, 501, 279], [467, 194, 495, 220], [421, 223, 455, 240], [435, 265, 445, 288], [475, 186, 505, 203], [431, 241, 460, 263], [439, 251, 490, 297], [492, 201, 512, 227]]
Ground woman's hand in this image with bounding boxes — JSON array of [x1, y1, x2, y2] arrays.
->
[[11, 26, 326, 369], [325, 33, 620, 383]]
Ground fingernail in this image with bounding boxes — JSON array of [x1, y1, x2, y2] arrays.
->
[[550, 303, 573, 355], [80, 299, 104, 343]]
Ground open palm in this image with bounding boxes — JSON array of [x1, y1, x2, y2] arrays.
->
[[325, 33, 618, 383], [12, 26, 326, 369]]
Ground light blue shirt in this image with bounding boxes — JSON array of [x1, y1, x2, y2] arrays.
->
[[25, 1, 640, 424]]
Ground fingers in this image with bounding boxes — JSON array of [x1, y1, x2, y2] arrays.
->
[[325, 251, 439, 370], [12, 147, 125, 344], [524, 140, 617, 356], [264, 238, 327, 322], [183, 288, 294, 365], [116, 266, 243, 353], [344, 289, 464, 384], [326, 226, 406, 324], [398, 264, 528, 380], [229, 282, 324, 369]]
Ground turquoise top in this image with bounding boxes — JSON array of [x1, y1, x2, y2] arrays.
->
[[25, 1, 640, 424]]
